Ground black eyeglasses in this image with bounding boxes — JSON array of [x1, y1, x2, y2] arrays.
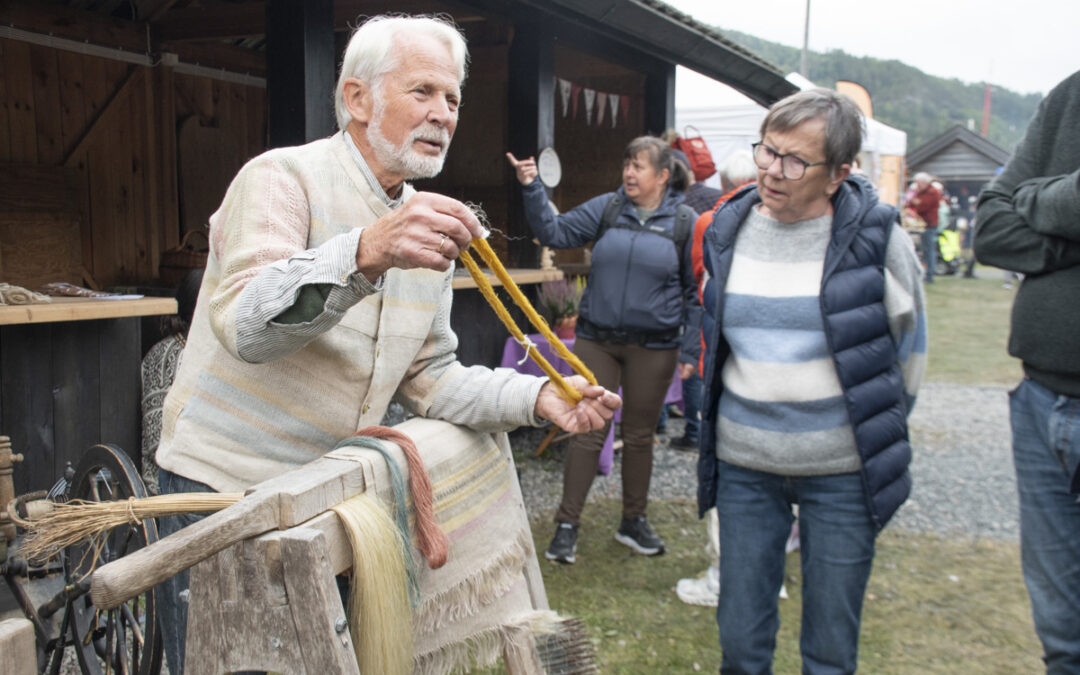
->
[[752, 142, 826, 180]]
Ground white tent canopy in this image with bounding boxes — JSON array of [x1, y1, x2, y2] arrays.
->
[[675, 72, 906, 190]]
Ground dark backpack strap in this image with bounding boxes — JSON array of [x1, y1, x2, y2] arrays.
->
[[596, 192, 625, 243], [597, 196, 695, 275], [673, 203, 695, 254]]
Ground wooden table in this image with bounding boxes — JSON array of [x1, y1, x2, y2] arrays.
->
[[0, 296, 177, 325], [0, 297, 177, 494]]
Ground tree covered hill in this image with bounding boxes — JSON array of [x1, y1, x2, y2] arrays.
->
[[721, 29, 1042, 152]]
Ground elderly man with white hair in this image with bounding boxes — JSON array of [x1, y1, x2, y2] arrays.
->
[[152, 15, 620, 674]]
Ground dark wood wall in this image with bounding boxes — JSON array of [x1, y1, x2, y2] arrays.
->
[[0, 36, 266, 290], [0, 318, 142, 495]]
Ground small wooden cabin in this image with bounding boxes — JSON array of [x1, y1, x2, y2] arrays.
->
[[0, 0, 794, 492], [906, 124, 1012, 202]]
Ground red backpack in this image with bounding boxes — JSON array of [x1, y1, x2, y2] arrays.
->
[[672, 125, 716, 182]]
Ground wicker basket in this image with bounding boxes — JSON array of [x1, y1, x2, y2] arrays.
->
[[159, 229, 208, 287]]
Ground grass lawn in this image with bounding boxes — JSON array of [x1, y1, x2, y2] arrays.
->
[[527, 500, 1041, 674], [923, 271, 1023, 385]]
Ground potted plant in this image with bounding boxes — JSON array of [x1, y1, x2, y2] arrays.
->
[[536, 276, 584, 339]]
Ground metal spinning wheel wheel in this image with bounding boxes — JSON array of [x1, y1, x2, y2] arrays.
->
[[63, 444, 163, 675]]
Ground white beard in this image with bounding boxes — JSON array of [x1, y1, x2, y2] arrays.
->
[[367, 94, 451, 180]]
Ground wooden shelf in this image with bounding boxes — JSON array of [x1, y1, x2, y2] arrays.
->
[[0, 297, 177, 325], [451, 267, 563, 290]]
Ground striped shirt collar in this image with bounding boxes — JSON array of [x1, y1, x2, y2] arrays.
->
[[343, 130, 404, 209]]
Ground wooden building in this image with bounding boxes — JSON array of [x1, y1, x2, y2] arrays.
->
[[0, 0, 793, 492], [906, 124, 1012, 202]]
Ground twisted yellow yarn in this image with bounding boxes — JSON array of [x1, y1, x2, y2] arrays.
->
[[459, 237, 596, 404]]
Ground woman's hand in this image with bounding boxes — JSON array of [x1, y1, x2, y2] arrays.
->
[[678, 362, 696, 380], [534, 376, 622, 433], [506, 152, 538, 186]]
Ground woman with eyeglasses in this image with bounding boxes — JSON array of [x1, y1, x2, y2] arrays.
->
[[506, 137, 700, 566], [696, 88, 927, 673]]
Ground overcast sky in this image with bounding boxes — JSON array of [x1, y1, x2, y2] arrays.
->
[[666, 0, 1080, 108]]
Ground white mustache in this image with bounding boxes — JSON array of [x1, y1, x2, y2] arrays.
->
[[411, 125, 450, 149]]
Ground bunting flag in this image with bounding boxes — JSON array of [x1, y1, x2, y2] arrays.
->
[[558, 78, 572, 118], [554, 76, 633, 128], [583, 88, 596, 125]]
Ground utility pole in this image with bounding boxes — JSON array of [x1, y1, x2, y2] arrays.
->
[[981, 82, 992, 137], [801, 0, 810, 77]]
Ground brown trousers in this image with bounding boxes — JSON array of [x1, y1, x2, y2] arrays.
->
[[554, 337, 679, 525]]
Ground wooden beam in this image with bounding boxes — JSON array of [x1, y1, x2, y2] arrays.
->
[[154, 3, 265, 42], [0, 1, 148, 54], [266, 0, 335, 148], [62, 67, 143, 167], [506, 23, 554, 269], [161, 40, 266, 77], [134, 0, 181, 22], [644, 62, 675, 136], [332, 0, 485, 28]]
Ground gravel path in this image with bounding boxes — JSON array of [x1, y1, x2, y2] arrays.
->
[[513, 382, 1020, 542]]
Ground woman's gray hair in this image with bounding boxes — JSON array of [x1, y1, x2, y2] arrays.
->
[[759, 88, 864, 174], [719, 149, 757, 186], [624, 136, 690, 193], [334, 15, 469, 132]]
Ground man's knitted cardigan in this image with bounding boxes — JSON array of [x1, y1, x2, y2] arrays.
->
[[157, 133, 544, 492]]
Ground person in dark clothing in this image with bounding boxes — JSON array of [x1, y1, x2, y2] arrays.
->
[[507, 137, 699, 564], [907, 171, 942, 283], [973, 69, 1080, 673], [661, 148, 723, 446]]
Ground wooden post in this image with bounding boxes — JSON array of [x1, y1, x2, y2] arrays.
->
[[507, 22, 555, 269], [265, 0, 335, 148], [644, 62, 676, 136]]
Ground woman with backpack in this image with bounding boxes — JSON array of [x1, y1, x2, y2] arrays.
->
[[506, 136, 699, 564]]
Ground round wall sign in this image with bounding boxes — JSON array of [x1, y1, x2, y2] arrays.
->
[[537, 147, 562, 188]]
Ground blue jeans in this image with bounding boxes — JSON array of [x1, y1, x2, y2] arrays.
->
[[921, 229, 938, 282], [1010, 378, 1080, 673], [682, 372, 703, 441], [155, 469, 213, 675], [714, 461, 876, 674]]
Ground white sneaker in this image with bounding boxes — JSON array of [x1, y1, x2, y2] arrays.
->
[[675, 566, 719, 607], [779, 583, 789, 600]]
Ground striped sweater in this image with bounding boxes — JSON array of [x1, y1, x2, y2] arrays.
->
[[156, 132, 544, 493], [716, 206, 927, 475]]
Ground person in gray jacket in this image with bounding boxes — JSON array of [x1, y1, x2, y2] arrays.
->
[[974, 69, 1080, 673], [507, 137, 699, 563]]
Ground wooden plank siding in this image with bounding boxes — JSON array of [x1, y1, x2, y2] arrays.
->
[[0, 36, 267, 288], [0, 318, 143, 495], [0, 40, 9, 161], [3, 39, 38, 164]]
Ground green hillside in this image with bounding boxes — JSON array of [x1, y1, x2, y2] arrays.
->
[[722, 29, 1043, 152]]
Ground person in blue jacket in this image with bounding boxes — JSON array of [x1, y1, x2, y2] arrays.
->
[[507, 136, 699, 564], [697, 89, 927, 673]]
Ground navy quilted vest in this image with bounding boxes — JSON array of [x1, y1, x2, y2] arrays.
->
[[697, 177, 911, 531]]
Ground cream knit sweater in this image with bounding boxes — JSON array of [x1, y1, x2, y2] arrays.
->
[[157, 133, 544, 492]]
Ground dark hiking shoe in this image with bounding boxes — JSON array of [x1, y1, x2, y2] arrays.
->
[[614, 515, 665, 555], [545, 522, 578, 564], [670, 434, 699, 451]]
